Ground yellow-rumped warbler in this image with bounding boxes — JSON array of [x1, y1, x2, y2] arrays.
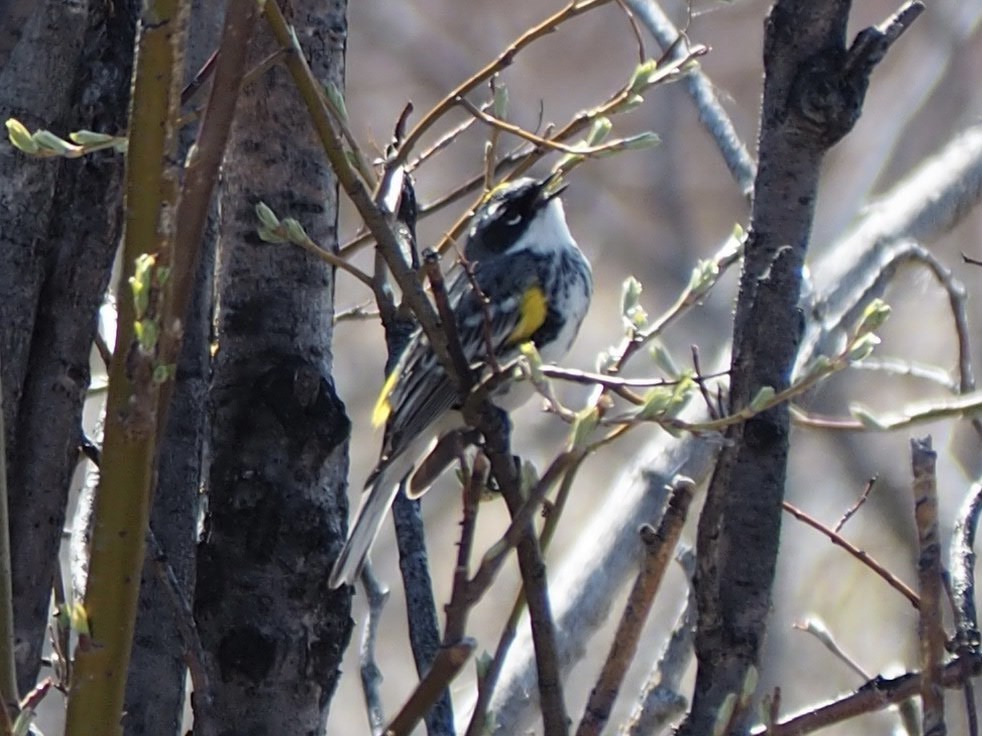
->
[[329, 174, 592, 588]]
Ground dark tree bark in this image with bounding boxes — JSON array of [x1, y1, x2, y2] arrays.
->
[[193, 2, 353, 733], [1, 0, 137, 694], [682, 2, 914, 733]]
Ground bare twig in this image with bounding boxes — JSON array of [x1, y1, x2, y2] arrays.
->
[[575, 478, 695, 736], [456, 96, 655, 158], [752, 655, 982, 736], [620, 0, 756, 195], [950, 479, 982, 736], [146, 529, 217, 736], [442, 454, 488, 646], [263, 0, 452, 379], [911, 436, 946, 736], [464, 454, 588, 736], [358, 563, 389, 735], [622, 549, 696, 736], [392, 489, 456, 736], [792, 617, 870, 681], [950, 480, 982, 656], [850, 357, 959, 392], [385, 640, 476, 736], [476, 405, 569, 736], [423, 250, 472, 387], [389, 0, 616, 168], [834, 476, 878, 533], [842, 2, 925, 79], [782, 501, 919, 609]]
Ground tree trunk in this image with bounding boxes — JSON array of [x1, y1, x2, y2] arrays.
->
[[1, 0, 137, 694], [193, 2, 353, 732]]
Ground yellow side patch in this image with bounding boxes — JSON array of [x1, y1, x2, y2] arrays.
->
[[508, 285, 548, 345], [372, 369, 399, 427]]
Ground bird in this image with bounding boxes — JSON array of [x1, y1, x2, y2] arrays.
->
[[329, 173, 593, 588]]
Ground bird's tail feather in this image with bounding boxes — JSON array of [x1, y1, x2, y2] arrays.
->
[[329, 466, 400, 588]]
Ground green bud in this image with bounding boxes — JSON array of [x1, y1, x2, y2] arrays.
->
[[687, 258, 719, 297], [5, 118, 39, 154], [135, 319, 159, 353], [748, 386, 776, 413], [519, 341, 545, 383], [801, 354, 833, 379], [153, 363, 176, 384], [33, 129, 83, 157], [846, 333, 880, 363], [665, 375, 694, 418], [620, 276, 648, 332], [570, 406, 599, 450], [628, 59, 660, 93], [69, 129, 116, 146], [283, 217, 308, 244], [255, 201, 280, 230], [586, 117, 612, 147], [129, 253, 156, 318], [323, 81, 348, 122], [638, 386, 673, 420], [855, 298, 891, 337], [555, 151, 585, 171], [618, 131, 660, 151], [649, 341, 679, 379], [595, 349, 615, 374], [617, 94, 645, 113], [68, 600, 90, 636]]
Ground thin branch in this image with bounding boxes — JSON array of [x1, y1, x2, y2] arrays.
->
[[620, 0, 756, 195], [389, 0, 616, 168], [792, 617, 870, 682], [464, 455, 588, 736], [622, 549, 696, 736], [64, 0, 191, 731], [782, 501, 919, 609], [146, 529, 216, 736], [753, 655, 982, 736], [474, 404, 569, 736], [466, 451, 582, 598], [842, 1, 926, 79], [456, 96, 656, 158], [575, 478, 695, 736], [442, 454, 488, 646], [385, 641, 476, 736], [950, 480, 982, 657], [910, 436, 946, 736], [358, 564, 389, 736], [392, 488, 457, 736], [949, 478, 982, 736], [850, 357, 959, 392], [834, 476, 878, 533], [263, 0, 452, 379]]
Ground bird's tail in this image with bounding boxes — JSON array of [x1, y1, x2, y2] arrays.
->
[[329, 465, 400, 588]]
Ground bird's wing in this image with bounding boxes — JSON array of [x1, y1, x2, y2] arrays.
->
[[369, 256, 543, 483]]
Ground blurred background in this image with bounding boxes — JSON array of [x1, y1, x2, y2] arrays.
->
[[327, 0, 982, 734]]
